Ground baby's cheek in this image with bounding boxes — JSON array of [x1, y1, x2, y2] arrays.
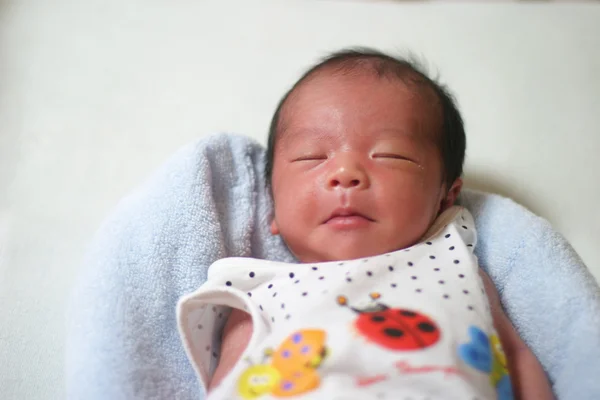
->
[[383, 194, 435, 241], [274, 192, 316, 240]]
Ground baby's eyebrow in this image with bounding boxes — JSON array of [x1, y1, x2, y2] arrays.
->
[[277, 126, 331, 145], [374, 128, 418, 139], [277, 126, 426, 150]]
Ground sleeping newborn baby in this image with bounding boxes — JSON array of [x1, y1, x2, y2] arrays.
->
[[177, 49, 553, 399]]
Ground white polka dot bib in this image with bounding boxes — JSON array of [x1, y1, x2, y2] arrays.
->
[[177, 206, 513, 400]]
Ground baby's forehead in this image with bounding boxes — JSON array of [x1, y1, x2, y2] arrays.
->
[[277, 70, 443, 143]]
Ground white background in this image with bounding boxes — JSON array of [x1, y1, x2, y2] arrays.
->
[[1, 1, 599, 399]]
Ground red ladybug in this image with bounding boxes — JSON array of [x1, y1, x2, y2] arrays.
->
[[337, 293, 441, 351]]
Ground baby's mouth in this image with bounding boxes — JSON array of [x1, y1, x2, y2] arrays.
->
[[324, 207, 375, 228]]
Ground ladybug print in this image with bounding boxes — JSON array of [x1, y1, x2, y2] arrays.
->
[[337, 292, 441, 351]]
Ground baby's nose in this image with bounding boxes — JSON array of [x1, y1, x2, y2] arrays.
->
[[327, 164, 369, 190]]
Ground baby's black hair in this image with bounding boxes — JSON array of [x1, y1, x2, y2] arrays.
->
[[265, 47, 466, 189]]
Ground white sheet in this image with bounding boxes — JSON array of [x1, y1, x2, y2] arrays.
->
[[1, 1, 598, 399]]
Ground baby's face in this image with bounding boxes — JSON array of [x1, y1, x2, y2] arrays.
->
[[270, 71, 459, 263]]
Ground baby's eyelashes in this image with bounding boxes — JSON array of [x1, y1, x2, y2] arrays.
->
[[291, 155, 328, 162], [371, 153, 412, 161], [371, 153, 420, 166]]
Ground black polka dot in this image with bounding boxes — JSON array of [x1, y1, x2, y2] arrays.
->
[[259, 305, 263, 310], [417, 322, 436, 332], [294, 280, 300, 284], [416, 288, 422, 293], [338, 262, 345, 265], [226, 281, 232, 286], [249, 272, 255, 278], [429, 255, 436, 260], [454, 260, 460, 264], [463, 290, 469, 294], [426, 241, 432, 245], [391, 283, 397, 288], [411, 276, 417, 280], [408, 262, 414, 267], [384, 328, 404, 337], [388, 265, 394, 271], [312, 266, 318, 271], [372, 315, 385, 322], [212, 352, 218, 358], [346, 277, 352, 282], [462, 225, 468, 230], [268, 284, 273, 289], [467, 244, 474, 247], [468, 305, 474, 311], [443, 294, 450, 299], [400, 310, 416, 317], [197, 324, 203, 329], [285, 314, 291, 319], [458, 274, 465, 278], [273, 292, 277, 297], [434, 268, 440, 272], [367, 271, 373, 277], [289, 272, 294, 278], [445, 234, 451, 238], [439, 280, 445, 284], [449, 246, 455, 251], [271, 316, 275, 322], [247, 292, 252, 297], [319, 276, 325, 280], [302, 292, 308, 296]]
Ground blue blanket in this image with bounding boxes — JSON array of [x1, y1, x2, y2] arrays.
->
[[66, 133, 600, 399]]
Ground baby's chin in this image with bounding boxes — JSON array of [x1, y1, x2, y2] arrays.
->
[[298, 243, 409, 263]]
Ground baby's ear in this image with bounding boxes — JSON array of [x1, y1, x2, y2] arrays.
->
[[270, 219, 280, 235], [440, 178, 463, 213]]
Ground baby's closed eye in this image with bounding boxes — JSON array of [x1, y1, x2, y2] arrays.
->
[[371, 152, 420, 167], [371, 153, 412, 161], [292, 154, 328, 162]]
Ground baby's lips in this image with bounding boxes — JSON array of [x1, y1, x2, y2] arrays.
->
[[324, 206, 374, 224]]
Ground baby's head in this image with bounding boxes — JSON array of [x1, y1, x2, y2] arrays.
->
[[266, 48, 465, 263]]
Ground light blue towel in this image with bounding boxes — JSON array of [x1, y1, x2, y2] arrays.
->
[[66, 133, 600, 400]]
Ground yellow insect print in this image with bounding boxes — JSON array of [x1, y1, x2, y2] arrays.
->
[[237, 329, 329, 399], [490, 335, 509, 387], [237, 364, 281, 399]]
